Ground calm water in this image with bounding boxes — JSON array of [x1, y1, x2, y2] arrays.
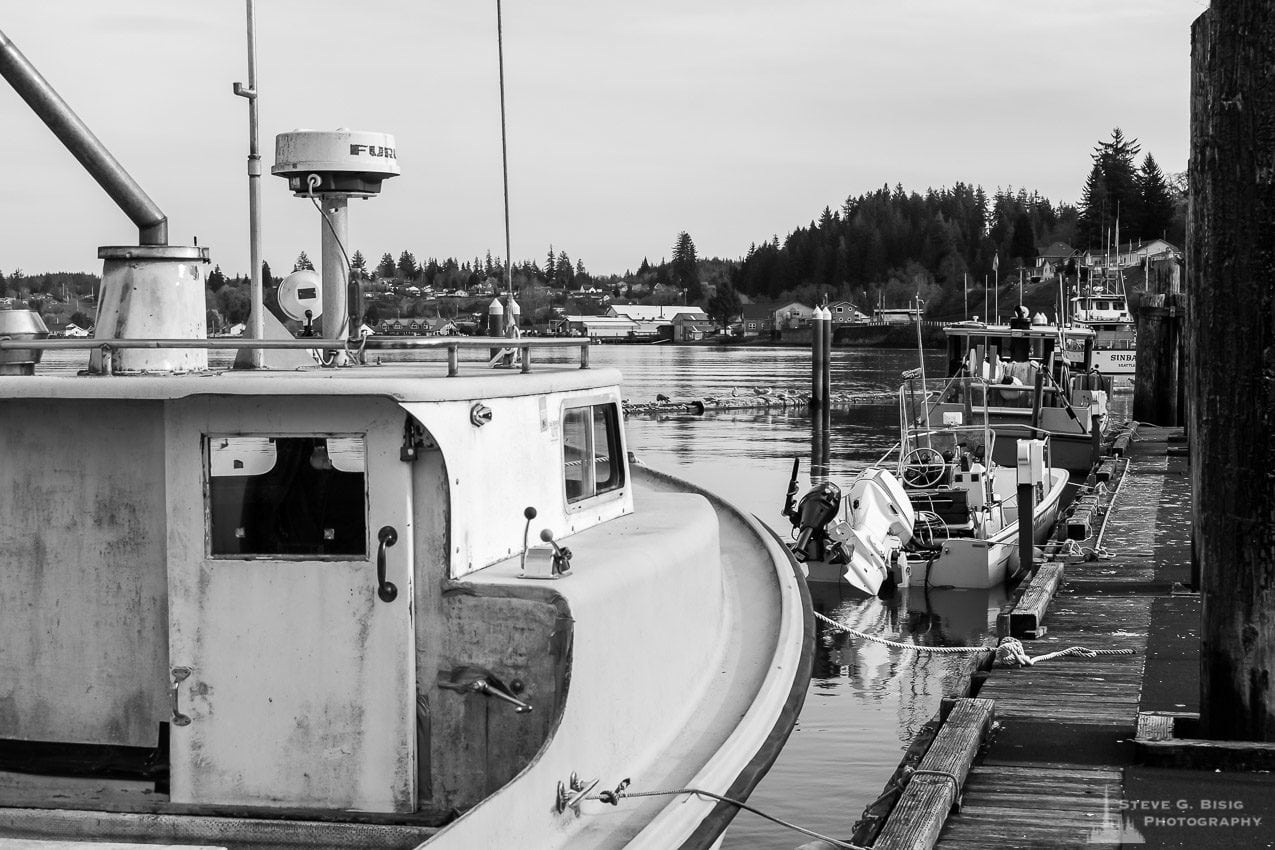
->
[[36, 344, 1012, 846], [586, 344, 996, 848]]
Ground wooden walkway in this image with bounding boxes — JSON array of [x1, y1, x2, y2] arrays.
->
[[933, 426, 1191, 849]]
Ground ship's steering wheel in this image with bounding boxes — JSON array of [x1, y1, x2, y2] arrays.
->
[[900, 447, 946, 489]]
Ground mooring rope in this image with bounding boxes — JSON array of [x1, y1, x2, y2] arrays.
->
[[585, 784, 868, 849], [813, 611, 1136, 666]]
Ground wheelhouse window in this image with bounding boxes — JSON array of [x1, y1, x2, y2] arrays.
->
[[207, 435, 367, 557], [563, 404, 624, 503]]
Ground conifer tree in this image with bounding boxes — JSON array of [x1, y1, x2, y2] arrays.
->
[[397, 251, 418, 280], [1138, 153, 1176, 240], [350, 250, 368, 279], [293, 251, 314, 272], [207, 265, 227, 292], [671, 231, 700, 303], [376, 252, 396, 279]]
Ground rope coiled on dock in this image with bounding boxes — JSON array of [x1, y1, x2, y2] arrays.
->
[[813, 611, 1136, 666]]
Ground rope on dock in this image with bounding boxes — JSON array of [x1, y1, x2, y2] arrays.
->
[[814, 612, 1136, 666], [586, 784, 868, 850]]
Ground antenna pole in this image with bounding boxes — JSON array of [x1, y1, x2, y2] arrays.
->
[[496, 0, 514, 317], [234, 0, 264, 367]]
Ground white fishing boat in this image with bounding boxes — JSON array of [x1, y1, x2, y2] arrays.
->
[[1068, 283, 1137, 384], [784, 378, 1069, 593], [0, 20, 813, 850], [937, 320, 1109, 476]]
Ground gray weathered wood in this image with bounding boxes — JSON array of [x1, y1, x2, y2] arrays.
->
[[874, 698, 996, 850], [998, 564, 1065, 639], [1189, 2, 1275, 741]]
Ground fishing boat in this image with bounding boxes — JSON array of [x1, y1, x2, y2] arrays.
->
[[784, 377, 1069, 593], [0, 21, 813, 850], [936, 319, 1108, 477], [1068, 281, 1136, 385]]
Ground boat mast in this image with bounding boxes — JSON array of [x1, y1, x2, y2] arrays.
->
[[233, 0, 264, 367], [495, 0, 514, 321]]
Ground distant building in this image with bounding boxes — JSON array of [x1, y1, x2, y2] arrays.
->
[[553, 315, 639, 339], [873, 307, 923, 325], [772, 302, 814, 330], [671, 311, 714, 343], [739, 303, 776, 337], [826, 301, 868, 325], [1035, 242, 1077, 280], [62, 322, 91, 338], [1081, 239, 1182, 270]]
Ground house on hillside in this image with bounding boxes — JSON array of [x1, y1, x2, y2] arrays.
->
[[1035, 242, 1077, 280], [1081, 239, 1182, 270], [62, 323, 91, 338]]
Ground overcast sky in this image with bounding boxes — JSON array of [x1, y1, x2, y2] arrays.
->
[[1, 1, 1205, 278]]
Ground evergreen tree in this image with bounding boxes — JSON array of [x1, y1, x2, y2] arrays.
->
[[707, 282, 742, 330], [545, 245, 557, 285], [397, 250, 418, 280], [207, 265, 227, 292], [376, 253, 397, 279], [1009, 212, 1036, 263], [1138, 153, 1176, 240], [637, 257, 651, 275], [671, 231, 700, 302], [293, 251, 314, 272], [261, 261, 275, 289], [556, 251, 574, 288], [350, 251, 367, 279], [1077, 127, 1141, 248]]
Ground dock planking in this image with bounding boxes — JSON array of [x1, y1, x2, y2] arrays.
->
[[857, 424, 1208, 850]]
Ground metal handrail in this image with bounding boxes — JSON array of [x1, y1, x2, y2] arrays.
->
[[0, 335, 593, 375]]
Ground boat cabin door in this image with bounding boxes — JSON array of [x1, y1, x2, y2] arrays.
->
[[165, 398, 416, 812]]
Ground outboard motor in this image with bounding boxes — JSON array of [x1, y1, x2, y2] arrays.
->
[[788, 481, 842, 562]]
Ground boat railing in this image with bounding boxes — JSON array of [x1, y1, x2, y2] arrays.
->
[[0, 335, 594, 376]]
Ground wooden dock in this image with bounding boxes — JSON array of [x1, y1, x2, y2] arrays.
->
[[838, 423, 1275, 849]]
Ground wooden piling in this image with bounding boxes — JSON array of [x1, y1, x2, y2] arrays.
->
[[1132, 292, 1186, 426], [1189, 2, 1275, 741], [810, 307, 825, 410]]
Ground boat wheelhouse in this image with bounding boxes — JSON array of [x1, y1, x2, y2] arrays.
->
[[937, 321, 1108, 477], [1069, 285, 1136, 382]]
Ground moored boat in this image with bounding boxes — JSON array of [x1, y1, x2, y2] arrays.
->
[[0, 22, 813, 849], [937, 320, 1109, 477], [1068, 283, 1136, 385], [784, 378, 1069, 593]]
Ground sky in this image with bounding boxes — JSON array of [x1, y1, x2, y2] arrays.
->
[[0, 1, 1207, 279]]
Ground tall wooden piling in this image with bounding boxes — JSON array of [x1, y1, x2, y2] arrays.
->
[[821, 306, 832, 405], [1189, 2, 1275, 741], [1133, 290, 1186, 425], [810, 307, 825, 410]]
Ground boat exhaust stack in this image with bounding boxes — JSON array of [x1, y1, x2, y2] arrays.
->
[[0, 26, 211, 373], [0, 27, 167, 246]]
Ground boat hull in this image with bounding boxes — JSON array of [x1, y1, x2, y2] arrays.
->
[[914, 467, 1068, 589]]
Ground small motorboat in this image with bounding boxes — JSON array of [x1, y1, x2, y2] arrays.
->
[[784, 380, 1069, 593]]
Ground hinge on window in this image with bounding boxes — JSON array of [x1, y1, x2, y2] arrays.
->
[[401, 417, 434, 462]]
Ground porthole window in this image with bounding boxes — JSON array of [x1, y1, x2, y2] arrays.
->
[[562, 404, 624, 504]]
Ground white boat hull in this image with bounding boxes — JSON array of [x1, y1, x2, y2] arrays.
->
[[911, 467, 1068, 589]]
